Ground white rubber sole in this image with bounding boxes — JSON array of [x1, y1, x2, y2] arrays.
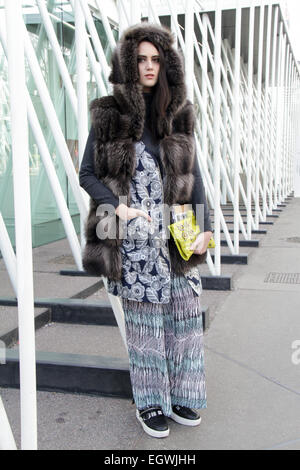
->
[[136, 409, 170, 438], [169, 411, 202, 427]]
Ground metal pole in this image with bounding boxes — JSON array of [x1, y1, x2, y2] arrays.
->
[[292, 65, 296, 193], [75, 0, 89, 253], [130, 0, 141, 24], [117, 0, 130, 34], [290, 63, 295, 194], [166, 0, 186, 52], [0, 10, 83, 272], [277, 28, 283, 203], [254, 2, 264, 228], [282, 41, 289, 198], [0, 213, 17, 296], [22, 22, 88, 220], [69, 0, 108, 96], [78, 0, 111, 83], [170, 8, 178, 49], [5, 0, 38, 450], [246, 1, 255, 238], [26, 91, 84, 270], [213, 0, 222, 275], [0, 396, 17, 450], [201, 14, 209, 176], [94, 0, 117, 51], [263, 4, 272, 218], [102, 279, 128, 352], [289, 57, 294, 194], [185, 0, 194, 103], [286, 50, 292, 195], [274, 20, 283, 206], [233, 1, 241, 253], [269, 5, 279, 210], [221, 49, 228, 206], [36, 0, 78, 118], [148, 0, 155, 23]]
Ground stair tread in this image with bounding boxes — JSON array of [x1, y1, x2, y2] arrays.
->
[[11, 323, 129, 361], [7, 347, 129, 369]]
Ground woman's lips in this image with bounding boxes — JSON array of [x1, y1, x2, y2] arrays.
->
[[145, 75, 155, 79]]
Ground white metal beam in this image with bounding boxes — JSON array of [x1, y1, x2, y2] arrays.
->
[[0, 396, 17, 450], [0, 213, 17, 296], [22, 22, 88, 219], [5, 0, 37, 450], [213, 0, 222, 275]]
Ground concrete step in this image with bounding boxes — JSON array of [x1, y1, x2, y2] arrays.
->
[[1, 305, 210, 397], [30, 323, 128, 359], [210, 253, 248, 265], [221, 239, 259, 247], [219, 220, 274, 225], [0, 296, 210, 330], [1, 347, 132, 399], [59, 271, 233, 291], [221, 228, 267, 234], [213, 211, 280, 217], [216, 208, 283, 212], [220, 214, 279, 218], [0, 297, 117, 327]]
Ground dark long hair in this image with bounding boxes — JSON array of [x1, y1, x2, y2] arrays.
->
[[143, 42, 172, 139]]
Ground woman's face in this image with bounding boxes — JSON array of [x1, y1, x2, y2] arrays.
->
[[137, 41, 160, 92]]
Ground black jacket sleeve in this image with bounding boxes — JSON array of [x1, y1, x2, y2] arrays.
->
[[191, 154, 213, 233], [79, 127, 120, 209]]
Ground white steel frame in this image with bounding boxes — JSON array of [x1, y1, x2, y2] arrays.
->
[[0, 0, 299, 450], [3, 0, 37, 450]]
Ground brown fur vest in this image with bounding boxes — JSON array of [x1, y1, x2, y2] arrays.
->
[[82, 23, 207, 280]]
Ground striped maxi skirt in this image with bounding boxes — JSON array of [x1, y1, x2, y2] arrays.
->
[[121, 272, 207, 417]]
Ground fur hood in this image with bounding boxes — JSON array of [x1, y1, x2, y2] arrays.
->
[[82, 22, 207, 280], [91, 22, 189, 141]]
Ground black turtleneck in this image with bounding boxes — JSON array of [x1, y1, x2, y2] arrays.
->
[[79, 94, 212, 232]]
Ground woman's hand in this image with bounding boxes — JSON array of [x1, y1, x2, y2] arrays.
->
[[189, 231, 213, 255], [115, 203, 152, 223]]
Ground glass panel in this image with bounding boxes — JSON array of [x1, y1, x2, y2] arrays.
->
[[0, 8, 15, 246], [0, 0, 118, 248]]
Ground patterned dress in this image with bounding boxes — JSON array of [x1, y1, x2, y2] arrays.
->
[[107, 141, 203, 303], [108, 140, 207, 415]]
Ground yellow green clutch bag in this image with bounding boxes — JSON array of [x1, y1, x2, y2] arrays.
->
[[168, 205, 215, 261]]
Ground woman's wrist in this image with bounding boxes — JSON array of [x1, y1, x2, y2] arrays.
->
[[115, 203, 127, 217]]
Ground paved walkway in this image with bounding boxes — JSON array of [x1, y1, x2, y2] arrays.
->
[[1, 198, 300, 450]]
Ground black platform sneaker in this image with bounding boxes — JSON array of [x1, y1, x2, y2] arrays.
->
[[170, 405, 202, 426], [136, 407, 169, 438]]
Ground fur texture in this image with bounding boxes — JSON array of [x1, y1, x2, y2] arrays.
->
[[83, 23, 207, 279]]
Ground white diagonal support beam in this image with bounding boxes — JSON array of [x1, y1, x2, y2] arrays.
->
[[22, 22, 88, 219], [36, 0, 78, 118], [0, 396, 17, 450], [0, 213, 17, 296]]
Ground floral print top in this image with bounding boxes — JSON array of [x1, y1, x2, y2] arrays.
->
[[107, 141, 202, 303]]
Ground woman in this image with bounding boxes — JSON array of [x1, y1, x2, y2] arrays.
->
[[79, 22, 213, 439]]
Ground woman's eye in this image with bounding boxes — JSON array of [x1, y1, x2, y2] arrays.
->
[[138, 58, 160, 63]]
